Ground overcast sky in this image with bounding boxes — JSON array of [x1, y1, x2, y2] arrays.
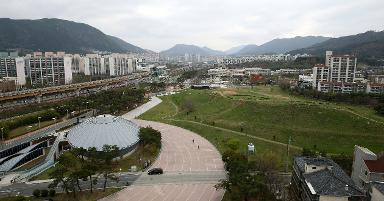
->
[[1, 0, 383, 51]]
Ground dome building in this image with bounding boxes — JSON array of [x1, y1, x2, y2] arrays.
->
[[67, 114, 139, 155]]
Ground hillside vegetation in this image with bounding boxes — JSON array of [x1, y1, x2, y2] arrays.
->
[[140, 86, 384, 156]]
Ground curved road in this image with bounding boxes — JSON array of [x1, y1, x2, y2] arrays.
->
[[101, 119, 225, 201]]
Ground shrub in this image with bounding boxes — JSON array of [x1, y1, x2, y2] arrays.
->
[[139, 127, 161, 148], [32, 189, 41, 197], [48, 189, 56, 197], [41, 189, 49, 197]]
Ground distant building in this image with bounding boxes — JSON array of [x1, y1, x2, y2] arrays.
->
[[0, 52, 26, 86], [25, 52, 72, 86], [292, 156, 364, 201]]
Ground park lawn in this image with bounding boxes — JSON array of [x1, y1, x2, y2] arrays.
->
[[7, 119, 58, 139], [0, 188, 121, 201], [139, 86, 384, 156]]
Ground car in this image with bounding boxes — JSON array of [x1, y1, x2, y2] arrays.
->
[[148, 168, 163, 175]]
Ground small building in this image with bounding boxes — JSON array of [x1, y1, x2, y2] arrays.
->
[[292, 156, 365, 201]]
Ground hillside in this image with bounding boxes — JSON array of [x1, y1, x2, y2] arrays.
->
[[0, 18, 147, 53], [160, 44, 224, 57], [290, 31, 384, 59], [234, 36, 330, 55]]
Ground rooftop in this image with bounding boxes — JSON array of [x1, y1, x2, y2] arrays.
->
[[364, 157, 384, 173], [67, 114, 139, 151], [295, 157, 364, 197]]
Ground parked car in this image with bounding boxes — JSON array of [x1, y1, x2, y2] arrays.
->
[[148, 168, 163, 175]]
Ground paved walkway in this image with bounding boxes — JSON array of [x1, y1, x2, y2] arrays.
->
[[100, 120, 225, 201], [121, 97, 162, 120]]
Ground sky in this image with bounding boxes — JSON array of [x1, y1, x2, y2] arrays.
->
[[1, 0, 384, 52]]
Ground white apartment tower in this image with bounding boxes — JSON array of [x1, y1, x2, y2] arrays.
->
[[326, 51, 357, 83], [0, 52, 26, 85]]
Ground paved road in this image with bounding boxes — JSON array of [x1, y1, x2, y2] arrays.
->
[[100, 120, 226, 201], [0, 173, 140, 197]]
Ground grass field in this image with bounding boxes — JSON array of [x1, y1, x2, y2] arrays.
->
[[139, 86, 384, 159], [7, 119, 58, 139]]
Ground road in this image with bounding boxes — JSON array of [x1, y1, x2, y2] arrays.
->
[[0, 173, 140, 197], [100, 120, 226, 201]]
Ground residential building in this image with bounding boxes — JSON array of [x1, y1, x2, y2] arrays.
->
[[83, 54, 106, 76], [312, 64, 329, 88], [107, 54, 136, 76], [0, 52, 26, 86], [370, 182, 384, 201], [326, 51, 357, 83], [25, 52, 72, 86], [292, 156, 364, 201], [244, 67, 271, 76], [351, 146, 384, 192]]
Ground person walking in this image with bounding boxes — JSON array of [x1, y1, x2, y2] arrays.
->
[[198, 145, 200, 149], [192, 139, 194, 143]]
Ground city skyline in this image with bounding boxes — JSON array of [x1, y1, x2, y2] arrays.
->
[[0, 0, 384, 52]]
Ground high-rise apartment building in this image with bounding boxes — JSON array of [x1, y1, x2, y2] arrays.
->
[[326, 51, 357, 83], [25, 53, 72, 86], [0, 52, 26, 86]]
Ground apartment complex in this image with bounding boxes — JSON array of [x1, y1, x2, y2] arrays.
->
[[312, 51, 384, 94], [24, 53, 72, 86], [0, 52, 26, 86]]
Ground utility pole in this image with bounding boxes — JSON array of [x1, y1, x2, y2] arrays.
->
[[285, 136, 292, 173]]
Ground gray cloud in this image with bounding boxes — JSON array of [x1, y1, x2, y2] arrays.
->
[[1, 0, 383, 51]]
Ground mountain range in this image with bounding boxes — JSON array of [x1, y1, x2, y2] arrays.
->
[[160, 36, 331, 56], [160, 44, 224, 57], [233, 36, 331, 55], [289, 31, 384, 58], [0, 18, 383, 59], [0, 18, 147, 53]]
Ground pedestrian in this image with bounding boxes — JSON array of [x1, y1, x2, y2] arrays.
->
[[198, 145, 199, 149], [192, 139, 194, 143]]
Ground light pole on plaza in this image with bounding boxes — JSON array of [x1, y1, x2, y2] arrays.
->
[[1, 127, 4, 141], [38, 116, 42, 128]]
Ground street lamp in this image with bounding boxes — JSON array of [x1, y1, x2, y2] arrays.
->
[[38, 117, 41, 128]]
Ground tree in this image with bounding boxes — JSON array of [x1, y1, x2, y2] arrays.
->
[[96, 145, 120, 192], [139, 127, 162, 149], [181, 99, 195, 114]]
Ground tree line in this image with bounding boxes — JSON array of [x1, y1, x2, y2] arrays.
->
[[279, 81, 384, 116]]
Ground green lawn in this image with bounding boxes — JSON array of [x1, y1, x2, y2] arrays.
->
[[139, 86, 384, 157], [7, 119, 58, 139]]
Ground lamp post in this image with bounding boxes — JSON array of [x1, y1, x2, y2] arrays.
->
[[285, 136, 292, 173], [38, 116, 41, 128]]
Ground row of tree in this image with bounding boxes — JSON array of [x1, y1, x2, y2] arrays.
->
[[279, 82, 384, 116], [0, 109, 60, 139]]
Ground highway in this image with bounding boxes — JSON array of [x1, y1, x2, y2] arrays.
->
[[0, 72, 150, 110]]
